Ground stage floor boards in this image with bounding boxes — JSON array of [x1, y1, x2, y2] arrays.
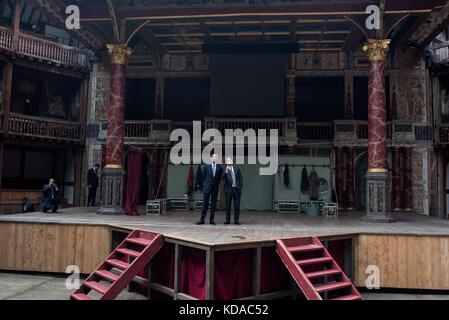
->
[[1, 208, 449, 245]]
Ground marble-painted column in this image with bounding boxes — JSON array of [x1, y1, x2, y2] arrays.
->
[[403, 147, 413, 212], [392, 147, 402, 212], [346, 147, 355, 210], [335, 147, 344, 209], [362, 39, 395, 223], [98, 44, 132, 215]]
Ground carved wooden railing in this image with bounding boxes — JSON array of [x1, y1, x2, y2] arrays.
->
[[0, 26, 89, 69], [297, 122, 334, 141], [8, 113, 81, 142], [430, 41, 449, 65], [172, 121, 200, 136], [124, 121, 152, 138], [0, 27, 13, 51], [208, 118, 285, 136], [115, 119, 424, 145]]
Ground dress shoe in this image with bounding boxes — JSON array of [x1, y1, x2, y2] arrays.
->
[[196, 221, 205, 225], [234, 222, 241, 225], [224, 221, 231, 225], [210, 221, 216, 225]]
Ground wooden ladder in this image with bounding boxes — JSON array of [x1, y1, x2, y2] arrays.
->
[[71, 230, 163, 300], [276, 236, 363, 300]]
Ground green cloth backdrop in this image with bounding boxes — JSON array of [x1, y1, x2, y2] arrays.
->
[[166, 156, 331, 211]]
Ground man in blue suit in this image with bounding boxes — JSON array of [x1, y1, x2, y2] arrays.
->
[[196, 154, 223, 225]]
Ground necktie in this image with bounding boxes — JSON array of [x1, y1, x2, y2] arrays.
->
[[231, 167, 236, 187], [212, 164, 216, 177]]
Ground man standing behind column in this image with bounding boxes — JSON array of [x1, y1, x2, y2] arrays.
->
[[197, 154, 223, 225], [87, 164, 100, 207], [224, 158, 243, 225]]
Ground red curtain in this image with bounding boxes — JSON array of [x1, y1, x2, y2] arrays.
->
[[181, 247, 206, 300], [214, 249, 253, 300], [124, 148, 143, 215]]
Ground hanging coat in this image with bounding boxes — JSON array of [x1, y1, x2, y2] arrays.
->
[[283, 164, 290, 187], [187, 165, 194, 196], [300, 166, 309, 194], [308, 168, 320, 201], [195, 165, 203, 191]]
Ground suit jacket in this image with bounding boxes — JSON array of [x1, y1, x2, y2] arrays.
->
[[202, 164, 223, 194], [41, 184, 60, 208], [87, 168, 99, 188], [223, 166, 243, 194]]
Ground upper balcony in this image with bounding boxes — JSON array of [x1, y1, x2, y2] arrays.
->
[[1, 113, 82, 144], [89, 118, 431, 147], [0, 26, 90, 70]]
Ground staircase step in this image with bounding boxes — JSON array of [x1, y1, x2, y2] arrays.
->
[[126, 237, 152, 246], [297, 257, 333, 266], [332, 294, 363, 301], [71, 293, 93, 300], [106, 258, 130, 270], [84, 281, 109, 294], [116, 248, 141, 258], [315, 281, 352, 293], [95, 269, 120, 282], [306, 269, 341, 279], [289, 244, 323, 254]]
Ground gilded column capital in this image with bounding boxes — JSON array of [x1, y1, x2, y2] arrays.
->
[[363, 39, 391, 62], [106, 43, 133, 65]]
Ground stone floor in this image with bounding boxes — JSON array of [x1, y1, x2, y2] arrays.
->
[[0, 272, 448, 300], [0, 272, 146, 300]]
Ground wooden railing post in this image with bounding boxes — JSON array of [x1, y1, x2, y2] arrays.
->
[[2, 63, 13, 133]]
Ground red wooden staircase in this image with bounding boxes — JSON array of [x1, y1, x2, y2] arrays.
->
[[71, 230, 164, 300], [276, 236, 363, 301]]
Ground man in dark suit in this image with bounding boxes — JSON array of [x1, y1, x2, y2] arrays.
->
[[41, 178, 60, 213], [87, 164, 100, 207], [223, 158, 243, 225], [197, 154, 223, 225]]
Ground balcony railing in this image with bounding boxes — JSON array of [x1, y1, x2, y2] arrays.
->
[[208, 118, 286, 136], [297, 122, 334, 141], [8, 113, 81, 142], [92, 118, 430, 146], [125, 121, 152, 138], [430, 41, 449, 65], [0, 26, 89, 69], [0, 27, 13, 51]]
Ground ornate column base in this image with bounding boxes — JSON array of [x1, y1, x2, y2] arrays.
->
[[362, 172, 395, 223], [97, 167, 125, 216]]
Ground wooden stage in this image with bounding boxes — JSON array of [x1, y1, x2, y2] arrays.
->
[[1, 208, 449, 295], [1, 207, 449, 245]]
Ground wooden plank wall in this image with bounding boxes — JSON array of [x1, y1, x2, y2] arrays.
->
[[355, 234, 449, 290], [0, 190, 42, 214], [0, 222, 110, 274]]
